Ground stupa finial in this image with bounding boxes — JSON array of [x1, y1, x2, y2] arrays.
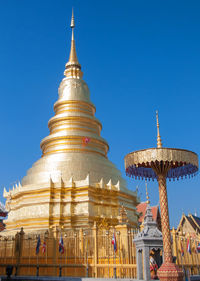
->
[[64, 9, 83, 78], [156, 110, 162, 148], [145, 180, 150, 204], [71, 8, 75, 28]]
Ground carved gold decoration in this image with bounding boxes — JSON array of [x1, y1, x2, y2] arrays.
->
[[119, 205, 129, 224], [125, 148, 198, 170], [96, 217, 111, 230]]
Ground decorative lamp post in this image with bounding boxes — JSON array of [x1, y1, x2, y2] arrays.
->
[[124, 112, 198, 281]]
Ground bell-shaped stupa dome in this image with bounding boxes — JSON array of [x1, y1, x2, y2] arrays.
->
[[22, 10, 127, 190]]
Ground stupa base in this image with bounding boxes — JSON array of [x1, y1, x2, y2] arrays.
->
[[157, 262, 184, 281]]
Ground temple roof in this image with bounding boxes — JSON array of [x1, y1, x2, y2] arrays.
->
[[177, 213, 200, 235], [134, 203, 162, 240], [192, 214, 200, 228], [0, 202, 7, 217], [137, 202, 159, 223], [0, 219, 5, 231]]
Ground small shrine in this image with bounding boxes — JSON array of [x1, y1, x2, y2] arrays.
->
[[134, 203, 163, 280], [134, 184, 163, 280]]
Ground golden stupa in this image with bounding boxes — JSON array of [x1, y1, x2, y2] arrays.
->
[[3, 11, 139, 233]]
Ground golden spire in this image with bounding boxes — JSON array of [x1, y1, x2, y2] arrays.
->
[[64, 9, 83, 78], [71, 8, 75, 28], [156, 110, 162, 148], [145, 180, 150, 204]]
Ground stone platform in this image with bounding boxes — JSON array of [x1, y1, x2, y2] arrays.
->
[[191, 276, 200, 281]]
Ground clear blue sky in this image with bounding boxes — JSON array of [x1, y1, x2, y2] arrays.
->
[[0, 0, 199, 228]]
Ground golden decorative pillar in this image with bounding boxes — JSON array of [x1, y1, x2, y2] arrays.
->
[[156, 173, 183, 281], [157, 174, 172, 263], [79, 229, 84, 256], [92, 222, 97, 277]]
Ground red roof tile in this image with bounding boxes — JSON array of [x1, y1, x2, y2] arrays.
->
[[0, 220, 5, 232], [137, 202, 158, 223]]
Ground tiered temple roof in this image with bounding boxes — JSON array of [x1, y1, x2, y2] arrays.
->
[[137, 202, 161, 231], [0, 202, 7, 218], [176, 213, 200, 237]]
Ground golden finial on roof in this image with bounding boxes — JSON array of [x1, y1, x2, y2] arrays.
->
[[119, 204, 128, 224], [145, 180, 150, 204], [156, 110, 162, 148], [64, 9, 83, 78]]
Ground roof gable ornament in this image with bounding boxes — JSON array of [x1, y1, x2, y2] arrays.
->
[[118, 204, 129, 224]]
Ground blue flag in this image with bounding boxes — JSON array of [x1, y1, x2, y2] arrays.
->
[[112, 233, 117, 252], [36, 235, 41, 255]]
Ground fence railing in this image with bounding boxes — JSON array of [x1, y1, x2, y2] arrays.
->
[[0, 224, 137, 278], [1, 225, 199, 278], [172, 228, 200, 276]]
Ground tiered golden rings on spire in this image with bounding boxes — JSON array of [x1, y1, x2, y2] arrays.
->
[[71, 8, 75, 28], [145, 180, 150, 204], [64, 9, 83, 78], [156, 110, 162, 148]]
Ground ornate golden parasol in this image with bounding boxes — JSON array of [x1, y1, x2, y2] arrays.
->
[[124, 111, 198, 281]]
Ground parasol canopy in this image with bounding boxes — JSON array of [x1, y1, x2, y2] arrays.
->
[[125, 147, 198, 181]]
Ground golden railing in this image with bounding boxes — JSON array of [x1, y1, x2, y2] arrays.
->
[[0, 224, 137, 278], [2, 224, 199, 278]]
